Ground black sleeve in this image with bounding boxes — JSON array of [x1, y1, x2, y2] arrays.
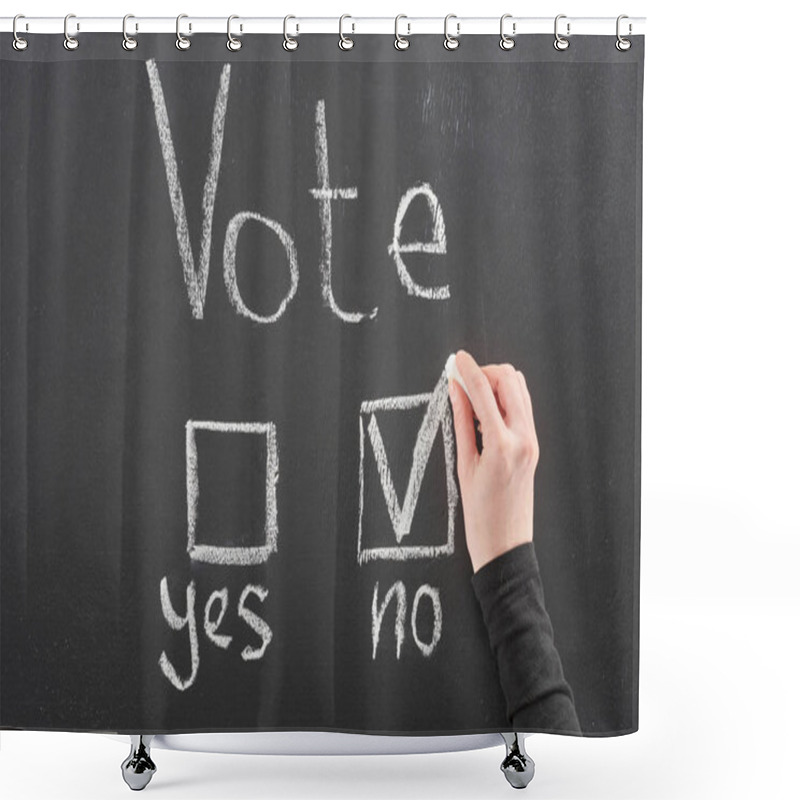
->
[[471, 541, 582, 734]]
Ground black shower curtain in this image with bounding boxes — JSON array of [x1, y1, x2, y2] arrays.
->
[[0, 31, 643, 736]]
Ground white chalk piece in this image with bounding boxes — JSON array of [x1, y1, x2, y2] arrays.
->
[[445, 352, 475, 407]]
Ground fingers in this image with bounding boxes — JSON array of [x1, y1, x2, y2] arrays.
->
[[516, 370, 536, 438], [449, 351, 539, 475], [479, 364, 530, 435], [448, 376, 478, 478], [454, 350, 505, 436], [516, 370, 539, 463]]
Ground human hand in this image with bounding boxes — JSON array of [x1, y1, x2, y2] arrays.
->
[[448, 350, 539, 573]]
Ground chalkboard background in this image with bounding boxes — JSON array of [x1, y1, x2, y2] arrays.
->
[[1, 33, 643, 735]]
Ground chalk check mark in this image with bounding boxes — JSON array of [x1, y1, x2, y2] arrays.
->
[[364, 368, 452, 544]]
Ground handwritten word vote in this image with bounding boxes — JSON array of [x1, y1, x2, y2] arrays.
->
[[146, 60, 450, 324]]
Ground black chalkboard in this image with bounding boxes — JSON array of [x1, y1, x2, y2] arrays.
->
[[1, 33, 643, 736]]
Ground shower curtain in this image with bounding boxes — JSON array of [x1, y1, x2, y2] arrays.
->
[[0, 30, 644, 737]]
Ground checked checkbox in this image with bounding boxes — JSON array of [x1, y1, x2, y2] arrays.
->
[[357, 368, 458, 565]]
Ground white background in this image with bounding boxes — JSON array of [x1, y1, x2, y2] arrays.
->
[[2, 1, 798, 798]]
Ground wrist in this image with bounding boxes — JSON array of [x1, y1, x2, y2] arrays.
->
[[471, 536, 533, 574]]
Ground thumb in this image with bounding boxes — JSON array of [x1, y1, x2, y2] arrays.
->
[[449, 378, 477, 482]]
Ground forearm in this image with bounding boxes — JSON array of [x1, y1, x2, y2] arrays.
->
[[471, 541, 581, 734]]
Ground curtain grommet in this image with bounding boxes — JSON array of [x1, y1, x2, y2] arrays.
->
[[554, 14, 570, 51], [283, 15, 299, 50], [12, 14, 28, 51], [339, 14, 354, 50], [443, 14, 460, 50], [176, 13, 191, 50], [227, 15, 242, 51], [615, 14, 632, 51], [122, 14, 138, 50], [63, 13, 79, 51], [499, 14, 515, 50], [394, 14, 410, 50]]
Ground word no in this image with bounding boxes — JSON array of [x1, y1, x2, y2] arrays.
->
[[372, 581, 443, 659]]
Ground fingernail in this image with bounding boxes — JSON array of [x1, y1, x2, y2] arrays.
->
[[448, 378, 454, 398]]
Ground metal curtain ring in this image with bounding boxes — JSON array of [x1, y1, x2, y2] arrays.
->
[[283, 15, 298, 50], [176, 13, 191, 50], [12, 14, 28, 51], [499, 13, 515, 50], [554, 14, 570, 51], [122, 14, 138, 50], [616, 14, 632, 51], [443, 14, 460, 50], [227, 15, 242, 51], [63, 13, 79, 50], [394, 14, 410, 50], [339, 14, 354, 50]]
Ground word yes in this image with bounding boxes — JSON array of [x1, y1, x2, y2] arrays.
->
[[159, 577, 272, 691]]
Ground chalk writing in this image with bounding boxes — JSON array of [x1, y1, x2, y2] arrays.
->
[[204, 588, 233, 650], [223, 211, 299, 323], [309, 99, 375, 322], [411, 584, 442, 657], [371, 581, 443, 659], [146, 61, 450, 324], [239, 584, 273, 660], [388, 183, 449, 299], [159, 577, 199, 691], [186, 420, 279, 566], [358, 366, 458, 564], [372, 580, 406, 659], [145, 60, 231, 320], [144, 58, 464, 680], [159, 578, 273, 691]]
